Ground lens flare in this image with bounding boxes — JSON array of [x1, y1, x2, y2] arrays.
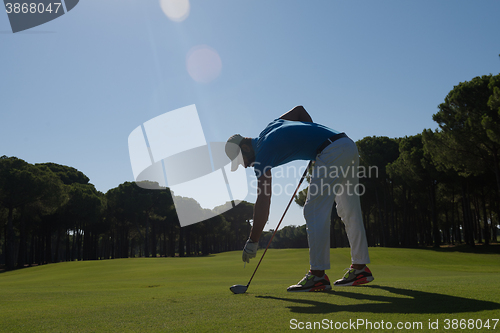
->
[[186, 45, 222, 83], [160, 0, 190, 22]]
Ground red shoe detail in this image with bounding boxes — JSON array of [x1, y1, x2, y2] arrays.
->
[[353, 268, 373, 285], [351, 265, 371, 273], [352, 277, 368, 286]]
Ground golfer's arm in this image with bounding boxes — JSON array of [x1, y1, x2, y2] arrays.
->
[[279, 105, 312, 122], [249, 170, 272, 242]]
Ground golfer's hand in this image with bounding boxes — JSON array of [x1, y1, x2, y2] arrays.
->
[[242, 239, 258, 263]]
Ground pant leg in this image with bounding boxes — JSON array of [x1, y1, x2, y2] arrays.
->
[[303, 138, 349, 271], [303, 167, 335, 271], [304, 137, 370, 270], [334, 139, 371, 265]]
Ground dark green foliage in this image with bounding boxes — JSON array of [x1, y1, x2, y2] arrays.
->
[[0, 156, 64, 269], [270, 225, 308, 249], [423, 74, 500, 189], [0, 161, 256, 269], [357, 136, 400, 247], [39, 162, 90, 185], [1, 75, 500, 270], [422, 74, 500, 246]]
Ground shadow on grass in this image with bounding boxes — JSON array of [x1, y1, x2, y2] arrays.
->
[[256, 285, 500, 314]]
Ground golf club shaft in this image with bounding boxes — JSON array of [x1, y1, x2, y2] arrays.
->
[[246, 161, 312, 287]]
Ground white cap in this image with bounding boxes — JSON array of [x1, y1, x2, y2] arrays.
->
[[225, 134, 245, 171]]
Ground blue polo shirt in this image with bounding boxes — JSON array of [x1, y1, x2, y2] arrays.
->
[[251, 119, 339, 178]]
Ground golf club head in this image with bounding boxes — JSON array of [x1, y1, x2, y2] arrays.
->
[[230, 284, 248, 294]]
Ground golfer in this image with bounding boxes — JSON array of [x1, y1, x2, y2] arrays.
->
[[225, 106, 373, 292]]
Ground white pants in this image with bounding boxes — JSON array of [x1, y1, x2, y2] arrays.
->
[[303, 137, 370, 270]]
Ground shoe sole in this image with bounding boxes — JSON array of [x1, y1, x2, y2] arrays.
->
[[334, 276, 374, 287], [287, 285, 332, 292]]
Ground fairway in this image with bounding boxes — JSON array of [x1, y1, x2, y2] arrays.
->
[[1, 247, 500, 332]]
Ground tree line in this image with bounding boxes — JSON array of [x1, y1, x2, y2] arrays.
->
[[294, 73, 500, 249], [2, 73, 500, 271], [0, 161, 254, 270]]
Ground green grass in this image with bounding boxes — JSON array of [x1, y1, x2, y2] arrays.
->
[[1, 247, 500, 332]]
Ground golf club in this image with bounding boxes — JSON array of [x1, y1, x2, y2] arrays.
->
[[230, 161, 312, 294]]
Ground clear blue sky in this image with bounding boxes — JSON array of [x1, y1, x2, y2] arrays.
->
[[2, 0, 500, 229]]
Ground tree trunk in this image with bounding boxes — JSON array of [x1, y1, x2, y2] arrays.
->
[[374, 188, 386, 246], [150, 221, 157, 258], [480, 189, 489, 245], [461, 181, 475, 246], [77, 229, 82, 261], [45, 230, 52, 263], [179, 227, 185, 257], [386, 183, 396, 246], [71, 228, 76, 261], [455, 190, 462, 243], [443, 208, 449, 244], [489, 208, 496, 243], [185, 226, 191, 256], [6, 206, 15, 270], [168, 224, 176, 257], [17, 206, 27, 269], [144, 214, 150, 258], [162, 225, 167, 257], [65, 230, 71, 261], [54, 227, 61, 263], [29, 232, 35, 266], [0, 224, 4, 266], [451, 187, 456, 244], [492, 148, 500, 197], [429, 181, 440, 247]]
